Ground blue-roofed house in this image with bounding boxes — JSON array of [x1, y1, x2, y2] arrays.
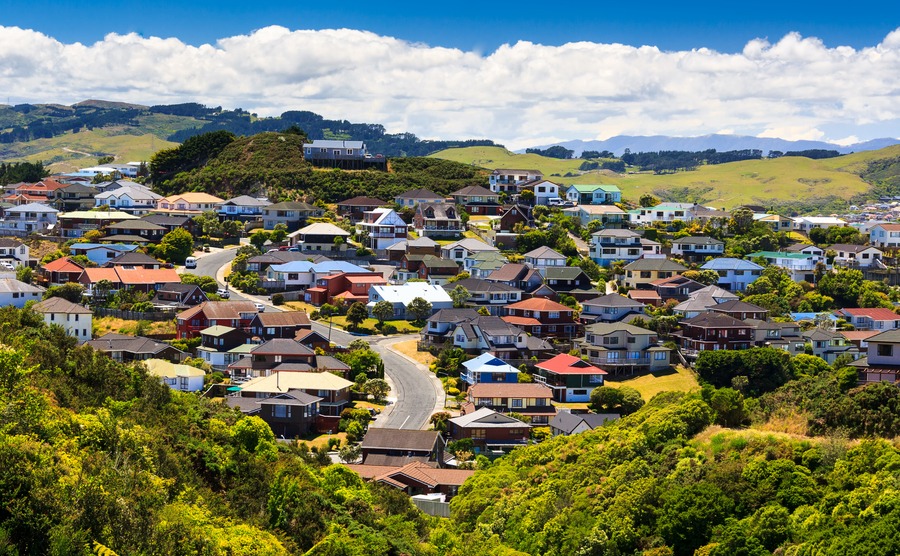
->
[[460, 353, 520, 387], [265, 260, 369, 290], [700, 258, 764, 292], [69, 243, 139, 265]]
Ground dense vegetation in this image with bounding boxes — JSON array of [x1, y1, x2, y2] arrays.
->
[[151, 131, 489, 201], [0, 161, 49, 185], [0, 306, 432, 554]]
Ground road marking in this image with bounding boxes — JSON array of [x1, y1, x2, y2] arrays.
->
[[398, 415, 410, 430]]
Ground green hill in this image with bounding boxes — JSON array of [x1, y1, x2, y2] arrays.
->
[[431, 145, 900, 209]]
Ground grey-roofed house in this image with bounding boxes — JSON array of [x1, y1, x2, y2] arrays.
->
[[413, 202, 462, 239], [152, 282, 209, 308], [103, 251, 162, 269], [303, 140, 385, 170], [550, 412, 619, 436], [217, 195, 271, 220], [448, 407, 530, 454], [581, 293, 647, 323], [523, 246, 567, 270], [542, 266, 592, 292], [228, 390, 322, 438], [441, 278, 522, 316], [140, 213, 196, 235], [0, 278, 45, 308], [485, 263, 543, 292], [578, 322, 671, 374], [623, 258, 687, 289], [670, 236, 725, 263], [360, 428, 446, 467], [87, 333, 186, 363], [421, 308, 480, 346], [104, 219, 167, 242], [440, 238, 499, 265], [287, 222, 351, 254], [262, 201, 325, 231], [709, 299, 769, 321], [803, 328, 861, 364], [849, 329, 900, 385], [336, 196, 388, 221], [394, 188, 446, 207], [451, 315, 554, 361], [700, 257, 763, 292]]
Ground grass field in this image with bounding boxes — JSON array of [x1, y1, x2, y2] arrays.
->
[[391, 339, 436, 366], [605, 365, 700, 401], [329, 315, 423, 334], [93, 316, 176, 337], [430, 145, 900, 209], [3, 127, 179, 173]]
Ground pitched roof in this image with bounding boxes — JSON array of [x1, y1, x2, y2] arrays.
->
[[681, 312, 750, 328], [32, 297, 92, 314], [550, 412, 619, 434], [162, 192, 224, 204], [700, 258, 764, 271], [396, 188, 444, 200], [535, 353, 607, 375], [710, 300, 768, 314], [442, 278, 520, 294], [42, 256, 85, 273], [87, 333, 180, 356], [250, 339, 315, 356], [295, 222, 351, 237], [468, 382, 553, 398], [452, 185, 496, 197], [236, 371, 353, 394], [582, 293, 644, 308], [838, 308, 900, 320], [337, 196, 388, 207], [441, 237, 498, 253], [0, 278, 44, 294], [624, 258, 688, 272], [105, 252, 162, 266], [865, 329, 900, 343], [177, 301, 259, 321], [506, 297, 571, 312], [106, 219, 167, 231], [673, 236, 724, 246], [361, 428, 441, 451], [426, 308, 480, 323], [253, 311, 311, 327], [448, 407, 528, 428]]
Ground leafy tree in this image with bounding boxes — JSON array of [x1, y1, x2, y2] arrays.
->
[[406, 297, 432, 321], [15, 265, 32, 284], [156, 228, 195, 264], [270, 223, 288, 243], [729, 208, 755, 235], [706, 387, 748, 427], [817, 268, 863, 306], [364, 378, 390, 402], [345, 302, 369, 330], [371, 300, 394, 324], [639, 193, 659, 207], [43, 282, 85, 303], [249, 229, 271, 251], [589, 385, 644, 415], [449, 285, 471, 308], [338, 443, 361, 464], [658, 482, 735, 556]]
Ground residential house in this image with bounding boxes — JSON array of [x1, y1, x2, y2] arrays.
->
[[287, 222, 351, 254], [464, 382, 556, 424], [151, 283, 209, 308], [670, 236, 725, 263], [367, 282, 453, 319], [501, 297, 580, 339], [141, 214, 196, 235], [247, 251, 322, 275], [216, 195, 271, 220], [485, 263, 543, 292], [674, 286, 740, 318], [849, 329, 900, 384], [447, 407, 530, 454], [146, 359, 206, 393], [0, 278, 44, 308], [450, 315, 554, 361], [155, 192, 224, 215], [304, 271, 387, 306], [564, 184, 622, 205], [227, 339, 316, 379], [103, 219, 167, 242], [196, 325, 251, 369], [450, 185, 500, 206], [103, 252, 163, 269], [0, 239, 29, 266], [747, 250, 825, 282], [420, 308, 480, 346], [467, 251, 509, 278], [519, 179, 561, 205], [630, 203, 697, 226], [440, 238, 499, 266], [0, 202, 58, 236], [336, 196, 388, 222], [303, 140, 385, 170], [489, 169, 543, 194], [650, 275, 705, 302], [709, 300, 769, 321], [792, 216, 847, 233], [581, 293, 646, 323], [231, 371, 354, 428], [460, 353, 521, 387], [523, 246, 567, 271], [785, 243, 825, 257], [264, 260, 370, 291], [262, 201, 324, 231], [79, 267, 180, 296], [32, 297, 92, 343], [542, 267, 592, 293], [754, 213, 794, 233], [562, 204, 628, 228], [803, 328, 861, 364], [54, 183, 96, 212], [175, 301, 260, 339], [700, 258, 763, 292], [87, 333, 186, 363], [395, 188, 446, 207], [385, 237, 441, 263], [623, 259, 687, 290], [550, 412, 619, 436], [58, 210, 137, 239], [40, 256, 86, 286], [496, 204, 532, 232], [829, 244, 884, 268], [590, 229, 659, 267], [358, 208, 408, 251], [627, 288, 663, 307], [360, 428, 446, 467], [228, 391, 322, 437], [347, 462, 474, 500], [869, 223, 900, 249], [94, 185, 162, 215], [68, 243, 138, 265], [834, 308, 900, 331], [746, 319, 806, 355], [249, 311, 312, 340], [533, 353, 608, 403], [413, 202, 462, 238], [578, 322, 671, 374], [678, 313, 754, 358], [398, 254, 460, 285]]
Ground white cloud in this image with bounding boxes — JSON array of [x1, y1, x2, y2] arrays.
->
[[1, 25, 899, 150]]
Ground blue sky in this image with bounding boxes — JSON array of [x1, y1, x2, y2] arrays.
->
[[2, 0, 897, 52], [0, 1, 898, 147]]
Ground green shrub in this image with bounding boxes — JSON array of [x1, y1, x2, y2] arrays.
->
[[271, 293, 285, 305]]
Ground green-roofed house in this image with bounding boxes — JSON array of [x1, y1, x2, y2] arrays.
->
[[564, 184, 622, 205], [196, 325, 249, 370], [746, 250, 826, 283]]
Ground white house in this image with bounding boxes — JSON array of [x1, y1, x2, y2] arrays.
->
[[791, 216, 847, 233], [747, 250, 825, 283], [145, 359, 206, 392], [94, 185, 162, 215], [32, 297, 92, 343], [0, 278, 44, 308], [523, 246, 567, 270], [357, 208, 409, 251], [367, 282, 453, 319], [156, 192, 224, 214], [629, 203, 697, 226], [0, 203, 58, 236], [869, 223, 900, 249], [0, 239, 29, 265], [265, 261, 370, 290], [700, 258, 764, 292], [564, 184, 622, 205], [440, 238, 499, 265], [69, 243, 139, 265], [216, 195, 271, 219], [671, 236, 725, 261], [489, 169, 543, 193], [828, 244, 884, 268], [590, 229, 660, 267], [288, 222, 352, 254], [523, 179, 561, 206], [562, 204, 628, 228]]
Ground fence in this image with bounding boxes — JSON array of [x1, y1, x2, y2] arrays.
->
[[93, 307, 177, 322], [411, 496, 451, 518]]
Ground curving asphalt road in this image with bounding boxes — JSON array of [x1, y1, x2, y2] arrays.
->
[[189, 248, 443, 430]]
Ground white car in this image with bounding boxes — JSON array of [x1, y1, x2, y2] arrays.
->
[[216, 288, 230, 299], [254, 302, 265, 312]]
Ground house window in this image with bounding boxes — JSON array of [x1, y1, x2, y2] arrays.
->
[[602, 336, 619, 345], [573, 389, 588, 396], [273, 405, 291, 418], [655, 352, 668, 360], [877, 344, 893, 357], [511, 398, 523, 408], [471, 428, 486, 439]]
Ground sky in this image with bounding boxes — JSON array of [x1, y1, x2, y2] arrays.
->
[[1, 1, 899, 149]]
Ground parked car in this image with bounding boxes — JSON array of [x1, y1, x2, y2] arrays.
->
[[184, 256, 197, 269], [254, 302, 265, 312], [216, 288, 230, 299]]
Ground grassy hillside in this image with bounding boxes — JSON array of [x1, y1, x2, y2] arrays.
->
[[0, 127, 179, 173], [431, 145, 900, 209]]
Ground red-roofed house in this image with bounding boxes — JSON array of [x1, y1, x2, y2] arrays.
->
[[303, 271, 388, 306], [176, 301, 259, 339], [501, 297, 580, 339], [835, 308, 900, 331], [41, 257, 86, 286], [534, 353, 608, 402], [79, 267, 180, 294]]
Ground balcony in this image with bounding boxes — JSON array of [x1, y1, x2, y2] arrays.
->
[[586, 355, 652, 366]]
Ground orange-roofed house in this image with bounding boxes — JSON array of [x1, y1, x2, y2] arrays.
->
[[534, 353, 608, 402], [41, 256, 86, 286], [156, 192, 224, 215], [869, 223, 900, 249], [79, 267, 180, 295], [303, 271, 387, 306], [501, 297, 580, 339]]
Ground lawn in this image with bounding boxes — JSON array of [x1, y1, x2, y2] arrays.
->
[[284, 300, 319, 314], [93, 316, 176, 337], [329, 315, 423, 334], [604, 365, 700, 401], [430, 144, 900, 209], [391, 339, 436, 366]]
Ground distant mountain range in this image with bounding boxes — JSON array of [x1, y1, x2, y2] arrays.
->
[[522, 135, 900, 156]]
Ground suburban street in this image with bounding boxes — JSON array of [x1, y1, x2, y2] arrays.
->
[[189, 248, 444, 430]]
